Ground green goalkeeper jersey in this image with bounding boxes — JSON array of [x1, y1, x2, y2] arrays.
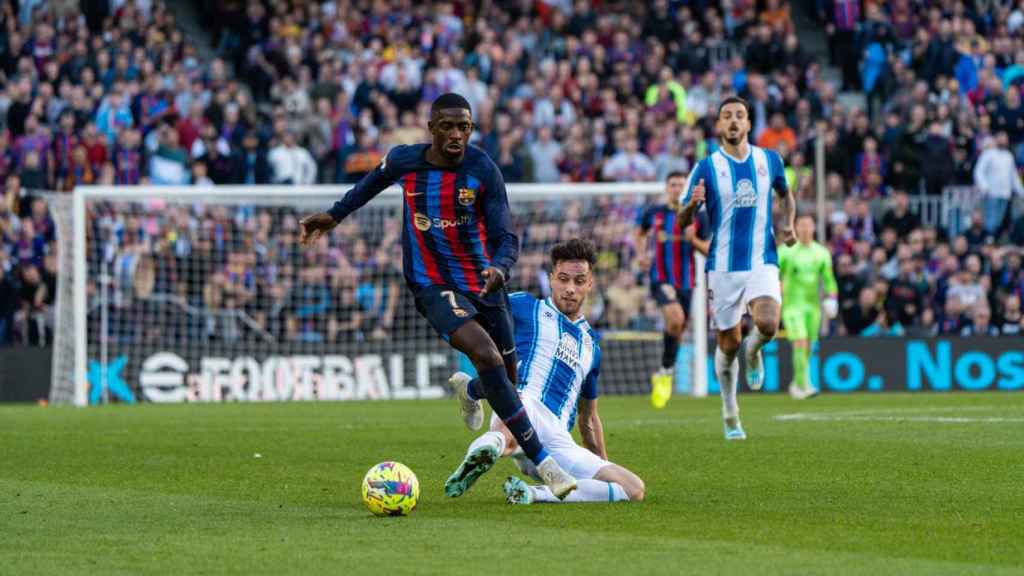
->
[[778, 241, 838, 308]]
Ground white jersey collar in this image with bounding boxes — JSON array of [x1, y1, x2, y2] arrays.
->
[[718, 146, 752, 164]]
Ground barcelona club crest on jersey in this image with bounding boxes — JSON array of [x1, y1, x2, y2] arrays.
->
[[458, 187, 477, 206]]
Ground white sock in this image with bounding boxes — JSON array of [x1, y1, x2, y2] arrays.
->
[[467, 431, 506, 457], [716, 348, 739, 420], [530, 479, 629, 503], [745, 327, 773, 360]]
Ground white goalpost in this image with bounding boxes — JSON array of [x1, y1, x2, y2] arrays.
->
[[47, 183, 708, 406]]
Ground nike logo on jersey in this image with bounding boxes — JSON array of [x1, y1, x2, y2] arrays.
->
[[501, 347, 516, 356]]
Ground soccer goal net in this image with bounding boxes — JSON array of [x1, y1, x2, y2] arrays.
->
[[47, 184, 707, 406]]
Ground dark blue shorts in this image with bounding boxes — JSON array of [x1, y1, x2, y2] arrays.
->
[[413, 286, 516, 354], [651, 282, 692, 311]]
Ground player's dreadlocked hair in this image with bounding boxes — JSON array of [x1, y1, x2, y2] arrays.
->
[[551, 238, 597, 270], [431, 93, 472, 115]]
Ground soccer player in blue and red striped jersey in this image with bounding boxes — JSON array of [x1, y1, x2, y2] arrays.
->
[[636, 171, 709, 409], [299, 93, 576, 499]]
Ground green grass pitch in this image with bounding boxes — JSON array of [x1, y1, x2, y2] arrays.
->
[[1, 393, 1022, 575]]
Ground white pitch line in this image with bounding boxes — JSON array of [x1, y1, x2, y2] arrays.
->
[[611, 417, 715, 428], [782, 405, 1010, 418], [774, 413, 1024, 424]]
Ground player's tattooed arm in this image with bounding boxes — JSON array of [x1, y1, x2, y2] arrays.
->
[[684, 224, 710, 256], [578, 398, 608, 460], [678, 178, 705, 229], [776, 185, 797, 247]]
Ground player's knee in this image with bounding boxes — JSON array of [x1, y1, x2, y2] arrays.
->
[[667, 313, 684, 336], [468, 342, 503, 371], [666, 318, 684, 337], [628, 478, 646, 502], [718, 334, 741, 356], [755, 319, 777, 338]]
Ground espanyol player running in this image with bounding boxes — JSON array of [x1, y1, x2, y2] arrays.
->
[[299, 93, 576, 499], [444, 239, 645, 504], [678, 97, 796, 440]]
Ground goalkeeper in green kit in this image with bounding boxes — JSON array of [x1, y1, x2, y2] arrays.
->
[[778, 215, 838, 399]]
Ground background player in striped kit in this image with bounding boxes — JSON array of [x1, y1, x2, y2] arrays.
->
[[444, 239, 645, 504], [636, 171, 709, 409], [299, 93, 576, 499], [679, 96, 796, 440]]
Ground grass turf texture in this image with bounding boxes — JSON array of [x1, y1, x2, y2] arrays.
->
[[1, 393, 1022, 575]]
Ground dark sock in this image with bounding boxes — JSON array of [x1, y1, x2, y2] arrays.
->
[[477, 365, 549, 465], [661, 332, 680, 369], [466, 378, 485, 401]]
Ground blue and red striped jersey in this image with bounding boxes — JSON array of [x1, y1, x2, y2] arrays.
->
[[327, 144, 518, 303], [637, 204, 708, 291]]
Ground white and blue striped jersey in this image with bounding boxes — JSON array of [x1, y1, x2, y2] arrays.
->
[[682, 145, 787, 273], [508, 292, 601, 432]]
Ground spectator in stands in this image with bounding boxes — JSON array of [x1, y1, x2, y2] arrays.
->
[[529, 126, 563, 184], [947, 255, 989, 311], [964, 211, 988, 249], [341, 130, 383, 183], [0, 263, 15, 344], [270, 131, 317, 185], [921, 121, 955, 196], [757, 112, 797, 152], [644, 67, 688, 125], [879, 191, 920, 240], [14, 263, 50, 346], [886, 256, 927, 328], [861, 308, 906, 337], [231, 131, 271, 185], [1011, 212, 1024, 246], [843, 285, 880, 336], [191, 160, 213, 187], [604, 268, 646, 330], [149, 125, 189, 186], [602, 138, 655, 182], [4, 0, 1023, 348], [998, 294, 1022, 336], [962, 303, 1000, 336], [973, 132, 1023, 238]]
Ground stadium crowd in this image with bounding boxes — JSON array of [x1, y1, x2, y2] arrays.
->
[[1, 0, 1024, 347]]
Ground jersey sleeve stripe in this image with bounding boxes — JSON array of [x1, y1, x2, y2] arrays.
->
[[518, 298, 541, 388]]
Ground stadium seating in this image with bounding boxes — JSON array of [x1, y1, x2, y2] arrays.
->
[[1, 0, 1023, 348]]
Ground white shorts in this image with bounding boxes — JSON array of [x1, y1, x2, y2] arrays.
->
[[708, 266, 781, 330], [492, 397, 610, 480]]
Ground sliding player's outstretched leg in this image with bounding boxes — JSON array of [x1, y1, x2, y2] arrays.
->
[[449, 320, 576, 499], [505, 463, 644, 504], [445, 428, 505, 497]]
